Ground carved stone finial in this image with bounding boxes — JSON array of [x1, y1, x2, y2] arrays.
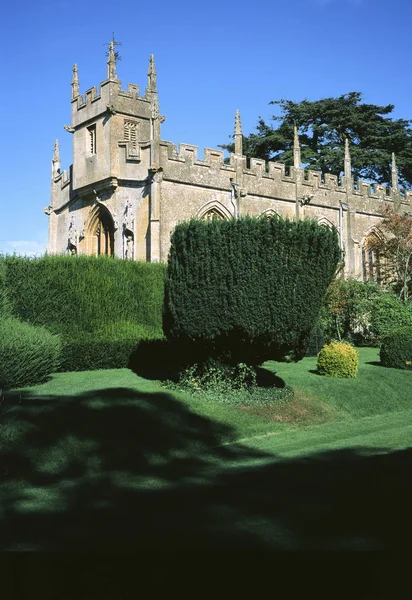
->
[[293, 124, 301, 169], [344, 137, 352, 182], [391, 152, 399, 191], [52, 139, 60, 178], [147, 54, 157, 92], [107, 41, 117, 80], [71, 63, 80, 100], [234, 109, 243, 155], [52, 139, 60, 163]]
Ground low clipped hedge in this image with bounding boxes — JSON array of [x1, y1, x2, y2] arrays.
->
[[317, 341, 359, 378], [380, 326, 412, 370], [60, 322, 163, 372], [0, 316, 61, 390]]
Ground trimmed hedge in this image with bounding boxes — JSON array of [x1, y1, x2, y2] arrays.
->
[[163, 216, 341, 365], [2, 255, 166, 334], [1, 255, 166, 371], [60, 323, 162, 372], [317, 341, 359, 378], [380, 326, 412, 370], [0, 316, 61, 389], [0, 258, 12, 318]]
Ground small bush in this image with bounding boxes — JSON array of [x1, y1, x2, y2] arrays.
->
[[177, 359, 257, 393], [0, 317, 61, 390], [317, 341, 359, 378], [380, 326, 412, 370], [370, 296, 412, 340]]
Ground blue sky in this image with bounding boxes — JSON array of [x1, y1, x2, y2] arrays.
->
[[1, 0, 411, 255]]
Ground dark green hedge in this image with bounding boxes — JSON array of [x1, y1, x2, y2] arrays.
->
[[380, 326, 412, 370], [163, 216, 341, 365], [0, 255, 165, 372], [0, 316, 61, 389], [2, 255, 166, 334], [59, 324, 163, 372]]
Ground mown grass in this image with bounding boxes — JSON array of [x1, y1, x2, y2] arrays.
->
[[0, 347, 411, 551]]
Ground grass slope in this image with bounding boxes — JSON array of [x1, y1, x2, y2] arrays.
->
[[0, 347, 411, 550]]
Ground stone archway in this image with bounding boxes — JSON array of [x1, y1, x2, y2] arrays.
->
[[196, 200, 233, 221], [83, 204, 115, 256]]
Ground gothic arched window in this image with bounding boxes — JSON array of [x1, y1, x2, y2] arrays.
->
[[362, 232, 382, 283], [202, 208, 226, 221]]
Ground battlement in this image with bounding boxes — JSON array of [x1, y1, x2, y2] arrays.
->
[[158, 138, 412, 218], [53, 167, 71, 191], [71, 80, 149, 114], [162, 142, 230, 169]]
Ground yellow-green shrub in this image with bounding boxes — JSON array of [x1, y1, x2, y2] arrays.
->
[[317, 341, 359, 378]]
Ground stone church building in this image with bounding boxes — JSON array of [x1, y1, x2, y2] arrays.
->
[[45, 43, 412, 280]]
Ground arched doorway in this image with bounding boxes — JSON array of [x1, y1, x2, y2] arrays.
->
[[83, 205, 115, 256]]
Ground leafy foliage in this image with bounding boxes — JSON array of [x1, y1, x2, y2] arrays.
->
[[165, 358, 294, 407], [0, 316, 61, 390], [221, 92, 412, 188], [317, 341, 359, 378], [163, 216, 341, 365], [177, 359, 257, 393], [316, 278, 412, 346], [367, 206, 412, 302], [380, 326, 412, 370]]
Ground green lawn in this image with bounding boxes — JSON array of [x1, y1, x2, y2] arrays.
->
[[1, 347, 411, 550]]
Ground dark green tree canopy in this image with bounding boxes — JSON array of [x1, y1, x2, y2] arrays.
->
[[220, 92, 412, 189]]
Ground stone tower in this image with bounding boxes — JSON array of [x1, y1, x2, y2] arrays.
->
[[45, 43, 412, 282]]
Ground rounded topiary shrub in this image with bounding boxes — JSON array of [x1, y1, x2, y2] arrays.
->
[[0, 316, 61, 390], [317, 341, 359, 378], [380, 326, 412, 370], [163, 216, 341, 366]]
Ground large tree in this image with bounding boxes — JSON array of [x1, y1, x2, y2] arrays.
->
[[221, 92, 412, 188]]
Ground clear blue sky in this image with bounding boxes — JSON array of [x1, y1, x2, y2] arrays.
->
[[1, 0, 411, 255]]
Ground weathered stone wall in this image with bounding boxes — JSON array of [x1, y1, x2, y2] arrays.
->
[[46, 52, 412, 281]]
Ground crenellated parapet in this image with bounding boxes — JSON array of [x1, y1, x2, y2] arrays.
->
[[159, 131, 412, 219], [46, 46, 412, 276]]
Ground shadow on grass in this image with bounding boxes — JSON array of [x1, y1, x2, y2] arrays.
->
[[1, 386, 412, 551], [309, 369, 322, 375], [366, 361, 384, 367], [255, 367, 286, 388]]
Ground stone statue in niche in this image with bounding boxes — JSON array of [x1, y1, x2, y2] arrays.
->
[[123, 199, 135, 259], [68, 216, 84, 255]]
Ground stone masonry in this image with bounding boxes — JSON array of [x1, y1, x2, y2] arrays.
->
[[44, 43, 412, 280]]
